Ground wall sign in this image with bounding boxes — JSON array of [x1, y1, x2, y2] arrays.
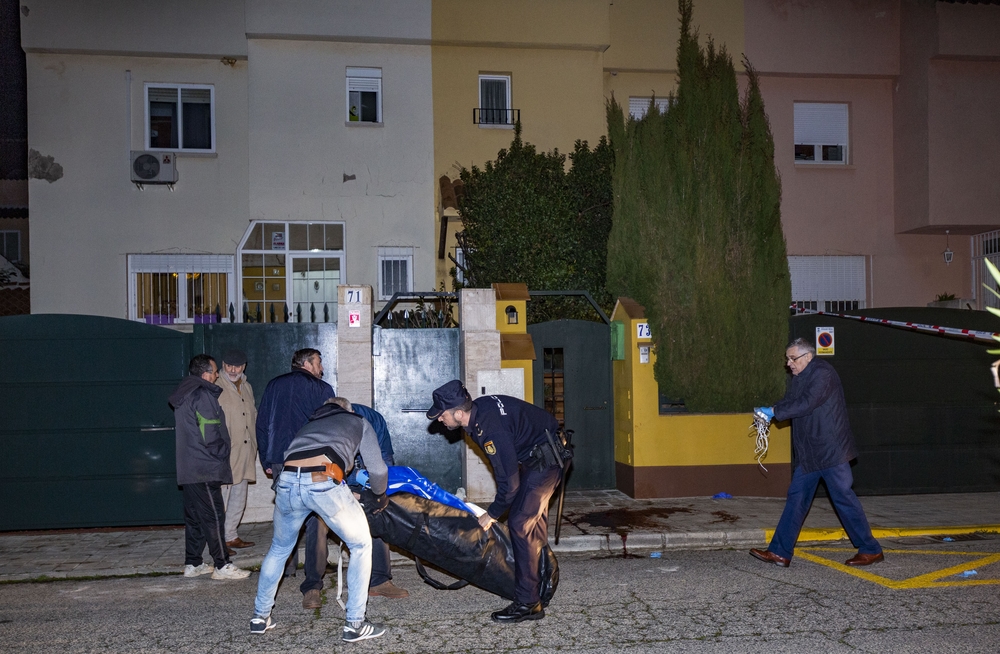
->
[[639, 345, 650, 364], [636, 322, 651, 339], [348, 309, 361, 327], [815, 327, 835, 356], [271, 232, 285, 250]]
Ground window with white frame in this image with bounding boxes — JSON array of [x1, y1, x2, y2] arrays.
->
[[478, 75, 512, 125], [145, 84, 215, 151], [453, 246, 469, 286], [788, 255, 866, 314], [0, 231, 20, 263], [128, 254, 234, 324], [628, 96, 672, 120], [378, 247, 413, 300], [794, 102, 848, 164], [346, 67, 382, 124], [238, 221, 345, 323]]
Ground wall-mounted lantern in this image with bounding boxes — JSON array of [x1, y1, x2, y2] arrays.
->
[[505, 305, 518, 325], [943, 229, 953, 265]]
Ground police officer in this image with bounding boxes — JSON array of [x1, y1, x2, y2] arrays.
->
[[426, 380, 566, 623]]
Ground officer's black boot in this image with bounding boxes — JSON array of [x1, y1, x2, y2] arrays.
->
[[491, 601, 545, 623]]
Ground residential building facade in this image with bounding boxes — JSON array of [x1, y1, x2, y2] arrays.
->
[[19, 1, 1000, 323]]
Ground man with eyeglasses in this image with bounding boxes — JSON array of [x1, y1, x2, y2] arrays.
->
[[749, 338, 883, 568]]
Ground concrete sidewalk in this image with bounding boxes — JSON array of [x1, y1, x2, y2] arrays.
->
[[2, 490, 998, 582]]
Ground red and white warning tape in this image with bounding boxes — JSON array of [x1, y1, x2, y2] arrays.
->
[[792, 307, 1000, 344]]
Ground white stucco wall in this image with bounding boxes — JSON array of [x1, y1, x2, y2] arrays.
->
[[27, 53, 250, 317], [246, 39, 435, 297]]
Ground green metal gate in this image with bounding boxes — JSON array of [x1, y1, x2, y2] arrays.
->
[[0, 315, 192, 530], [529, 319, 614, 489]]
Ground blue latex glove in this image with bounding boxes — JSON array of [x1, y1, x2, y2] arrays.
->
[[753, 406, 774, 422], [355, 469, 370, 488]]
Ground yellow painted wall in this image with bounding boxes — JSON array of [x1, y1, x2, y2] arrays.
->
[[496, 299, 527, 333], [501, 359, 534, 402], [604, 0, 744, 116], [431, 1, 609, 287], [612, 303, 791, 470]]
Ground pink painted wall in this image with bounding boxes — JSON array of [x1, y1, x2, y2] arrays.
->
[[744, 0, 899, 76], [928, 60, 1000, 232], [759, 72, 967, 308], [937, 2, 1000, 59]]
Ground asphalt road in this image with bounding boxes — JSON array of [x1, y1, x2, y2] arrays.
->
[[2, 535, 999, 653]]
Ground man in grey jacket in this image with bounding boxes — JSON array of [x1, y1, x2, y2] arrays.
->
[[250, 398, 389, 643], [169, 354, 251, 581]]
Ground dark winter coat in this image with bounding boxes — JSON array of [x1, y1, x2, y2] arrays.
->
[[254, 369, 335, 472], [169, 375, 233, 486], [772, 358, 858, 473]]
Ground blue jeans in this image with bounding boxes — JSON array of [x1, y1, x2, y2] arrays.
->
[[254, 471, 372, 623], [769, 462, 882, 560]]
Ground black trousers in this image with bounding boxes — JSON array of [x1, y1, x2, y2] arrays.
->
[[508, 466, 562, 605], [182, 481, 230, 569], [293, 514, 392, 592]]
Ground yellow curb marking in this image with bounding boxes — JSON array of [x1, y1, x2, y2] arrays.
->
[[795, 546, 1000, 589], [763, 525, 1000, 543]]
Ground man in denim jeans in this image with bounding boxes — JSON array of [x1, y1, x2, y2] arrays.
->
[[250, 398, 389, 643]]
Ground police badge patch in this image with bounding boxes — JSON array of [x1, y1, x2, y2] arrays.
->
[[484, 440, 496, 455]]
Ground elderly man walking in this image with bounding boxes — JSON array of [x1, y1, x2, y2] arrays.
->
[[750, 338, 883, 568], [217, 349, 258, 551]]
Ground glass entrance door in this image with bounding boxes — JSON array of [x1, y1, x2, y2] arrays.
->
[[290, 256, 342, 322]]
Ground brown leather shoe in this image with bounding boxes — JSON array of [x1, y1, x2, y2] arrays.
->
[[226, 547, 237, 557], [845, 551, 884, 566], [749, 548, 791, 567], [227, 538, 255, 549], [369, 581, 409, 598], [302, 589, 322, 609]]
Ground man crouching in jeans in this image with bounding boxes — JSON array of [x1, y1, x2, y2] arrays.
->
[[250, 398, 389, 643]]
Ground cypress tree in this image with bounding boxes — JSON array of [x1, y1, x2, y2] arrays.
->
[[606, 0, 790, 412]]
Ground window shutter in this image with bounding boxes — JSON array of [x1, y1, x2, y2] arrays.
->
[[788, 255, 866, 305], [347, 67, 382, 92], [181, 88, 211, 104], [347, 77, 381, 93], [628, 97, 671, 120], [794, 103, 848, 145], [148, 87, 178, 104]]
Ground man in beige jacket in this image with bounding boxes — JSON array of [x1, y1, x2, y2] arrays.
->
[[218, 349, 258, 550]]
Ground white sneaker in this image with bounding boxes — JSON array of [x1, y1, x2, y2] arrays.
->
[[211, 563, 251, 580], [183, 563, 212, 577]]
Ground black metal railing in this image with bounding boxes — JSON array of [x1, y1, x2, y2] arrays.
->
[[473, 108, 519, 126]]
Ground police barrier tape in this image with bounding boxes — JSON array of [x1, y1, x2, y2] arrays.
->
[[793, 307, 1000, 344]]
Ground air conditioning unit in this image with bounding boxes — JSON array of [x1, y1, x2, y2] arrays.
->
[[130, 151, 177, 184]]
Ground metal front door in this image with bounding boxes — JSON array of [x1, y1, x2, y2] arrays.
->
[[529, 319, 614, 489], [0, 314, 191, 530], [290, 255, 342, 323], [373, 328, 462, 491]]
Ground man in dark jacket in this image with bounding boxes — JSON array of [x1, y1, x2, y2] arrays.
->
[[427, 380, 567, 623], [250, 399, 389, 642], [750, 338, 883, 568], [254, 348, 335, 607], [169, 354, 250, 580]]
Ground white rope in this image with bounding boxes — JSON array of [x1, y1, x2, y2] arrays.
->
[[750, 411, 771, 472], [335, 543, 346, 611]]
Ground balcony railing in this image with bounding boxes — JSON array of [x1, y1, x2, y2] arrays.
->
[[473, 108, 519, 126]]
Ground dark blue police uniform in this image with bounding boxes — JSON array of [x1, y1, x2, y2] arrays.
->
[[468, 394, 562, 607]]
